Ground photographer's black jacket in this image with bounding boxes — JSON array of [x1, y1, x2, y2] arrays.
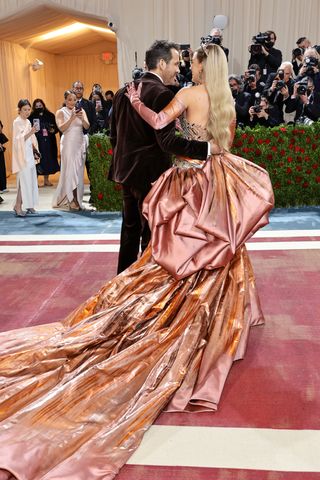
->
[[234, 92, 251, 126], [285, 91, 320, 122], [295, 71, 320, 94], [263, 72, 295, 123], [248, 114, 280, 128], [248, 47, 282, 80]]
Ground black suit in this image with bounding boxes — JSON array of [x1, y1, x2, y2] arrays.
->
[[285, 91, 320, 122], [78, 97, 96, 135], [233, 91, 251, 126], [263, 73, 295, 123], [109, 72, 208, 273], [248, 47, 282, 81]]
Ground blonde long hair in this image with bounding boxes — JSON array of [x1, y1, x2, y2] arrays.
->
[[196, 44, 235, 151]]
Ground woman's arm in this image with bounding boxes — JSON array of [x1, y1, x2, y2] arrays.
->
[[24, 124, 37, 141], [79, 109, 90, 130], [55, 109, 75, 132], [126, 82, 187, 129]]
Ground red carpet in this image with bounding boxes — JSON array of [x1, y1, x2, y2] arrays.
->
[[0, 236, 319, 479]]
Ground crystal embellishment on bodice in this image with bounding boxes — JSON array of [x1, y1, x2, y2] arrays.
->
[[175, 116, 210, 169]]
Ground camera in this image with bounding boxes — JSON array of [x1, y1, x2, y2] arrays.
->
[[132, 67, 144, 80], [276, 80, 286, 90], [313, 45, 320, 54], [296, 77, 308, 95], [253, 92, 262, 112], [181, 49, 190, 58], [107, 20, 117, 32], [304, 56, 318, 75], [292, 47, 304, 58], [180, 44, 190, 51], [275, 69, 286, 90], [296, 115, 314, 126], [305, 56, 318, 67], [249, 32, 271, 55], [200, 35, 221, 47], [247, 69, 256, 83]]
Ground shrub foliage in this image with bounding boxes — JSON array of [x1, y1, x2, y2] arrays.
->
[[88, 125, 320, 211]]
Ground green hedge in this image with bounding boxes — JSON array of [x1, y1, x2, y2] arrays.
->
[[88, 133, 122, 211], [88, 125, 320, 211]]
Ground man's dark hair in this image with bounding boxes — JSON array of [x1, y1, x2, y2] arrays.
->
[[265, 30, 277, 41], [145, 40, 180, 70], [105, 90, 114, 97], [249, 63, 262, 73], [296, 37, 307, 46]]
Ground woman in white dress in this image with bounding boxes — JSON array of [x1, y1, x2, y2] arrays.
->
[[53, 90, 90, 210], [12, 99, 39, 217]]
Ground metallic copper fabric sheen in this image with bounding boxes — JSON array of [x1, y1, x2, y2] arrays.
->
[[0, 121, 274, 480]]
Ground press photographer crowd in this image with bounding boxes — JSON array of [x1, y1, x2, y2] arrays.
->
[[133, 30, 320, 130]]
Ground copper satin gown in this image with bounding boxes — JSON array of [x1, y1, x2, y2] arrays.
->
[[0, 119, 274, 480]]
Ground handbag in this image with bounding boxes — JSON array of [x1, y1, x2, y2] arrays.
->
[[33, 147, 41, 163], [33, 147, 43, 175]]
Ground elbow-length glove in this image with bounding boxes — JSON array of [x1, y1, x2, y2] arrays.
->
[[126, 82, 186, 129]]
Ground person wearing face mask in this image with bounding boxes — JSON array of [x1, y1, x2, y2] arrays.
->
[[29, 99, 59, 187], [248, 30, 282, 82], [228, 75, 251, 126], [285, 76, 320, 124]]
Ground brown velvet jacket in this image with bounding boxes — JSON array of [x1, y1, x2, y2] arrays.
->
[[109, 72, 208, 191]]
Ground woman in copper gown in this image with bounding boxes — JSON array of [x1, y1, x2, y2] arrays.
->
[[0, 44, 273, 479]]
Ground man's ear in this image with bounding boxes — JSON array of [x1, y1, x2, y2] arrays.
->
[[159, 58, 167, 70]]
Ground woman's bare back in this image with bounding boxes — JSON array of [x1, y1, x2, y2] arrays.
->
[[177, 84, 210, 129]]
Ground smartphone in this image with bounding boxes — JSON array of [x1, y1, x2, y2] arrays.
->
[[75, 101, 82, 112], [33, 119, 40, 131], [180, 43, 191, 50], [95, 99, 102, 108]]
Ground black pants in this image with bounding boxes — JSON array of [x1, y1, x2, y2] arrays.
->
[[0, 152, 7, 191], [117, 184, 151, 274]]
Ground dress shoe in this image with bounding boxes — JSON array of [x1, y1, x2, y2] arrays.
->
[[26, 208, 37, 214], [69, 200, 80, 211], [13, 207, 26, 217]]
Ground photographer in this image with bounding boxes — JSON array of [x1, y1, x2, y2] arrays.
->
[[243, 64, 265, 102], [291, 37, 310, 76], [285, 76, 320, 124], [179, 48, 192, 85], [209, 28, 229, 60], [229, 75, 251, 126], [263, 62, 295, 123], [248, 96, 280, 127], [248, 30, 282, 81], [295, 47, 320, 93], [292, 47, 304, 77]]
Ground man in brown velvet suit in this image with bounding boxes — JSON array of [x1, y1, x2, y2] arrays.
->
[[109, 40, 212, 274]]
